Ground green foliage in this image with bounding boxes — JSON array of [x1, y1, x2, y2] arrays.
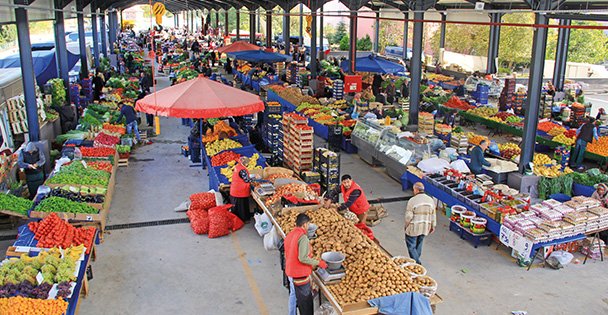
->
[[429, 23, 488, 57], [546, 21, 608, 64], [498, 67, 512, 75], [339, 35, 350, 51], [48, 79, 67, 108], [498, 13, 534, 70], [0, 25, 16, 46], [357, 35, 373, 51], [378, 20, 403, 53], [332, 21, 348, 45]]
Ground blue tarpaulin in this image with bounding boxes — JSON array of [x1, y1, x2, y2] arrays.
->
[[228, 50, 292, 63], [368, 292, 433, 315], [0, 49, 80, 86], [340, 54, 406, 74]]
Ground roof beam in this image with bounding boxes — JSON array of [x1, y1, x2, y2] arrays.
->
[[547, 13, 608, 22]]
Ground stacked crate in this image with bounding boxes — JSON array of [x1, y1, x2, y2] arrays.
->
[[6, 96, 46, 135], [418, 112, 434, 135], [333, 80, 344, 100], [262, 109, 284, 166], [450, 133, 469, 155], [282, 113, 314, 173]]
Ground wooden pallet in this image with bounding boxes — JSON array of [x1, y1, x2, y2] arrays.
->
[[366, 218, 383, 227], [118, 158, 129, 167]]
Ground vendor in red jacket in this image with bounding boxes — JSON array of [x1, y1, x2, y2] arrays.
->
[[229, 156, 257, 222], [285, 213, 327, 315], [325, 174, 371, 224]]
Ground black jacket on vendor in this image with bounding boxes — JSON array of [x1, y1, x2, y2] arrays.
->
[[577, 122, 597, 143]]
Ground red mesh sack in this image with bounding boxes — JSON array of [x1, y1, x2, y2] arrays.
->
[[187, 209, 209, 235], [355, 222, 375, 240], [227, 211, 245, 231], [189, 192, 217, 211], [208, 204, 233, 238]]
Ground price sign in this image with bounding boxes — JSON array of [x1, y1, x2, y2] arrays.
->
[[512, 234, 534, 258], [499, 225, 514, 247]]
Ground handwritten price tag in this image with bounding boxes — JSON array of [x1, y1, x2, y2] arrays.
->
[[499, 225, 514, 247]]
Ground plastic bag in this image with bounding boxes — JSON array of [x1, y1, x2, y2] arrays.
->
[[254, 212, 272, 236], [450, 159, 471, 173], [488, 141, 500, 156], [263, 226, 280, 251], [549, 250, 574, 266], [314, 302, 338, 315]]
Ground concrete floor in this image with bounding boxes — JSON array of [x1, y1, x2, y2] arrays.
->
[[7, 73, 607, 314]]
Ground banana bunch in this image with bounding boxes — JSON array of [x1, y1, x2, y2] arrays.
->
[[533, 153, 555, 166], [64, 245, 86, 262], [206, 139, 243, 156]]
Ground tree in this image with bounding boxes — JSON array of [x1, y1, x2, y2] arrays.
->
[[332, 21, 348, 45], [498, 13, 534, 70], [429, 23, 488, 57], [0, 25, 17, 46], [357, 34, 372, 51], [339, 35, 350, 51], [545, 21, 608, 64], [378, 20, 404, 53]]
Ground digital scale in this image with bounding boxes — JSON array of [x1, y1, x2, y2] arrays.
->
[[254, 183, 275, 196], [316, 267, 346, 283]]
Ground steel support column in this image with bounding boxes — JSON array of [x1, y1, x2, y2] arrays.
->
[[299, 4, 303, 46], [519, 5, 551, 173], [15, 5, 40, 141], [224, 10, 229, 36], [348, 11, 358, 74], [190, 10, 194, 32], [76, 0, 89, 78], [283, 8, 290, 54], [216, 11, 220, 29], [319, 7, 324, 60], [402, 12, 408, 60], [486, 13, 502, 74], [408, 10, 424, 129], [54, 9, 70, 86], [310, 10, 318, 78], [236, 9, 241, 40], [91, 13, 100, 68], [250, 11, 256, 44], [266, 9, 272, 48], [100, 13, 107, 56], [108, 11, 116, 53], [257, 8, 261, 34], [373, 11, 380, 53], [553, 19, 571, 91], [439, 13, 446, 49]]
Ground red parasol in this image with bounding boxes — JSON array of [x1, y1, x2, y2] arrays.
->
[[135, 75, 264, 118], [217, 41, 261, 54]]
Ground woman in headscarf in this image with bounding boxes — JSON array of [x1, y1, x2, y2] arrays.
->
[[17, 142, 46, 198], [591, 183, 608, 207]]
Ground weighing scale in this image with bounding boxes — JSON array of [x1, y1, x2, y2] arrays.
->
[[316, 266, 346, 283], [254, 183, 275, 196]]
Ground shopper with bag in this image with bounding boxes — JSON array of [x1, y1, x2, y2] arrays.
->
[[284, 213, 327, 315], [325, 174, 371, 224], [404, 182, 436, 264]]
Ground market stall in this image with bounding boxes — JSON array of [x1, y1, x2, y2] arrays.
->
[[248, 176, 443, 314], [403, 168, 607, 267]]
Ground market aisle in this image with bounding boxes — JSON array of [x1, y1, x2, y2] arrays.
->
[[79, 76, 288, 314]]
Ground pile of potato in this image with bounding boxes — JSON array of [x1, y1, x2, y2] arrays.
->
[[276, 207, 420, 305]]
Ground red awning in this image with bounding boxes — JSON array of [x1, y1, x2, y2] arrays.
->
[[217, 41, 261, 54], [135, 75, 264, 118]]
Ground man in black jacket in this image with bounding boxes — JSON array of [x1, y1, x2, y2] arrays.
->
[[569, 117, 599, 169]]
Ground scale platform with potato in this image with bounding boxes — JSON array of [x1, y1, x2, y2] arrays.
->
[[316, 251, 346, 283]]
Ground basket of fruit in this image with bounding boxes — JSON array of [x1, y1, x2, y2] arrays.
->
[[414, 275, 437, 297], [392, 256, 416, 265], [401, 262, 427, 277]]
